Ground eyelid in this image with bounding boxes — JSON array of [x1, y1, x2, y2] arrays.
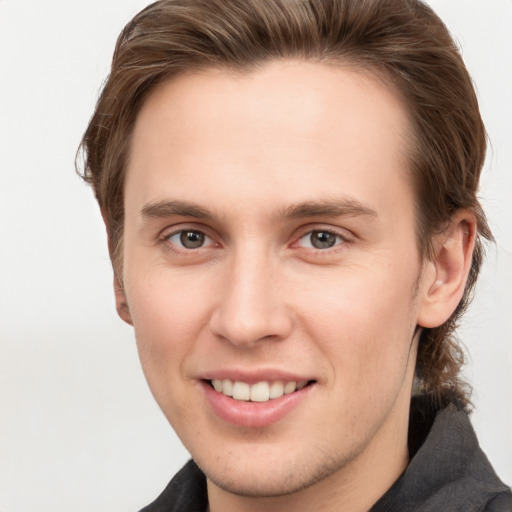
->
[[158, 223, 220, 250], [294, 223, 353, 240], [156, 222, 353, 252], [291, 224, 354, 251]]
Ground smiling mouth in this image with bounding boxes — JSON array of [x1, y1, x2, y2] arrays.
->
[[208, 379, 315, 402]]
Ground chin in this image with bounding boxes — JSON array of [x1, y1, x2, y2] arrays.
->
[[198, 448, 349, 498]]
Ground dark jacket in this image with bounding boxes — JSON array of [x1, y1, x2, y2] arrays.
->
[[140, 396, 512, 512]]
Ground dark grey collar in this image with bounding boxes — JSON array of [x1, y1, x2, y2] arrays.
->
[[140, 396, 511, 512]]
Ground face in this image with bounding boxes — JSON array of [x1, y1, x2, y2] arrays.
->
[[121, 61, 430, 499]]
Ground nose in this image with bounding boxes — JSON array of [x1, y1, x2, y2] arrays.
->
[[209, 247, 293, 347]]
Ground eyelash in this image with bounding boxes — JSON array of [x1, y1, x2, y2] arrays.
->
[[158, 225, 352, 255], [159, 227, 218, 253], [295, 229, 348, 251]]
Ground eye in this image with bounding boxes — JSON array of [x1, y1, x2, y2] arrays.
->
[[166, 229, 212, 249], [297, 230, 345, 250]]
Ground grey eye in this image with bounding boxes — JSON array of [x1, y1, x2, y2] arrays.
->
[[297, 230, 344, 250], [310, 231, 337, 249], [179, 230, 205, 249]]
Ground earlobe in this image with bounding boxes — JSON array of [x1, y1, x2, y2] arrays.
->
[[417, 212, 476, 328], [114, 275, 133, 325], [100, 209, 133, 326]]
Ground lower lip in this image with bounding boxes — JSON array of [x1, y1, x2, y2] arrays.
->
[[202, 381, 313, 428]]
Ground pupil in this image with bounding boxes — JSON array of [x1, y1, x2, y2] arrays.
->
[[180, 230, 205, 249], [311, 231, 336, 249]]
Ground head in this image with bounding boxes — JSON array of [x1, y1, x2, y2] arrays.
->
[[79, 0, 491, 407], [78, 0, 491, 502]]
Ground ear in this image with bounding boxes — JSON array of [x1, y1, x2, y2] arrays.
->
[[114, 275, 133, 325], [100, 208, 133, 326], [417, 211, 476, 328]]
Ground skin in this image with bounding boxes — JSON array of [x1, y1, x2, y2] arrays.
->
[[116, 61, 475, 512]]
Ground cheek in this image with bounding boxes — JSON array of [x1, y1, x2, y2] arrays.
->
[[124, 270, 212, 378], [294, 262, 420, 374], [124, 272, 214, 429]]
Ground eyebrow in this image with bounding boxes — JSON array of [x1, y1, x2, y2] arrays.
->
[[279, 198, 378, 220], [140, 197, 378, 222], [141, 200, 213, 220]]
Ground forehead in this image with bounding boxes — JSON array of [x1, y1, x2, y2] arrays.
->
[[125, 60, 413, 224]]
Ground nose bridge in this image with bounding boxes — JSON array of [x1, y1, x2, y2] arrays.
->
[[210, 242, 292, 346]]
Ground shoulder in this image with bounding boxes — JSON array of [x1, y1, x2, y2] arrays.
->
[[372, 396, 512, 512], [138, 460, 207, 512], [482, 492, 512, 512]]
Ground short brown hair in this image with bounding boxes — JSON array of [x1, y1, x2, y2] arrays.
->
[[78, 0, 492, 408]]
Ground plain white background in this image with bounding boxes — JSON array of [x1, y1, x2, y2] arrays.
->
[[0, 1, 511, 510]]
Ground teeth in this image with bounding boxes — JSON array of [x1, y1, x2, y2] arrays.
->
[[211, 379, 309, 402], [222, 378, 233, 396], [250, 381, 270, 402], [284, 381, 297, 394], [232, 381, 250, 401], [269, 381, 284, 399]]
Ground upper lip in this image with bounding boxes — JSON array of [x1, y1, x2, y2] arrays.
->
[[198, 369, 315, 385]]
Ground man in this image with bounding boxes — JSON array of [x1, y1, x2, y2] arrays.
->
[[78, 0, 512, 510]]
